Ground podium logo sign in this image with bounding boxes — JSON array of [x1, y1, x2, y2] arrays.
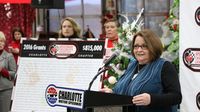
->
[[46, 86, 58, 104], [45, 84, 84, 109]]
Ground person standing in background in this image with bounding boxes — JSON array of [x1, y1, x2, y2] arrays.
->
[[58, 17, 82, 40], [101, 29, 182, 112], [0, 31, 17, 112], [94, 19, 122, 112], [102, 19, 119, 88], [8, 27, 24, 63], [104, 19, 118, 48], [83, 25, 95, 39]]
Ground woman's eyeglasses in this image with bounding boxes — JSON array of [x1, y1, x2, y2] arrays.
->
[[133, 45, 148, 50]]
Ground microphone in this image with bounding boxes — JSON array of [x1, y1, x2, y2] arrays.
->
[[88, 67, 110, 90], [87, 51, 120, 91], [102, 50, 120, 67]]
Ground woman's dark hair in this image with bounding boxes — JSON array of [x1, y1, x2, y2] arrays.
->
[[11, 27, 24, 41], [131, 29, 163, 62]]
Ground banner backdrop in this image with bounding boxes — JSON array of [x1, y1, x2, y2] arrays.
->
[[180, 1, 200, 112], [11, 40, 105, 112]]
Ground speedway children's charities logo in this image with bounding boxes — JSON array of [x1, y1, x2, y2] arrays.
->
[[183, 48, 200, 72], [49, 44, 77, 58], [45, 84, 84, 109]]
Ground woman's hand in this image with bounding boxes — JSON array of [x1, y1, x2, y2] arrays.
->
[[132, 93, 151, 106], [9, 48, 19, 54], [99, 87, 113, 93]]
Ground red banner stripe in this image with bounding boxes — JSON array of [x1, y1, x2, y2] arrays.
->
[[0, 0, 31, 4]]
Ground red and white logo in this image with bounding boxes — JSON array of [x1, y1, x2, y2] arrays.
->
[[183, 48, 200, 72]]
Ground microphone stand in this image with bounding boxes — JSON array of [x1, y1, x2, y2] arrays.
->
[[68, 66, 109, 112], [88, 66, 111, 91]]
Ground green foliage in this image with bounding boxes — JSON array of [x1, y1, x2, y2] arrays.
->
[[162, 0, 179, 71]]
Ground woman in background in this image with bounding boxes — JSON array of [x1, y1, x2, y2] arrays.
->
[[58, 17, 82, 39], [102, 18, 119, 87], [0, 31, 17, 112], [94, 19, 121, 112], [8, 27, 24, 63], [104, 19, 118, 48]]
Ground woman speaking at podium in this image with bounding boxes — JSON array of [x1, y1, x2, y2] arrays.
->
[[101, 29, 182, 112]]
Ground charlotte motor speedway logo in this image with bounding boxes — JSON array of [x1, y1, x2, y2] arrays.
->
[[45, 84, 84, 109]]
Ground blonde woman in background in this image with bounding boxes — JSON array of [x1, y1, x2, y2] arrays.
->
[[58, 17, 82, 40], [0, 31, 17, 112]]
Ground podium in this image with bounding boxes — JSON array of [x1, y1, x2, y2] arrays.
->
[[45, 85, 133, 112], [66, 90, 133, 112]]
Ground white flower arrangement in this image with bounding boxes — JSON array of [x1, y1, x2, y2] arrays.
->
[[103, 8, 144, 88]]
